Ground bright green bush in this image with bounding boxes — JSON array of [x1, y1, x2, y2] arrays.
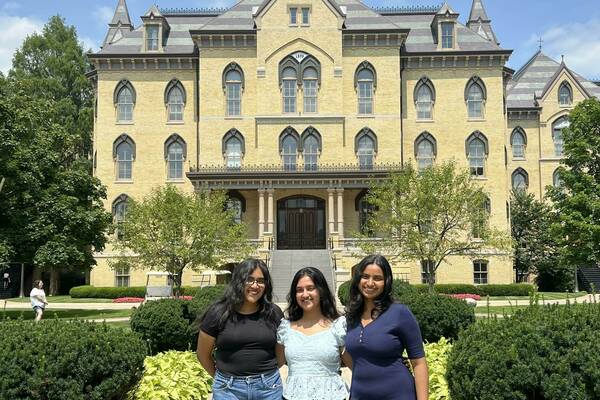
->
[[447, 303, 600, 399], [337, 280, 351, 306], [188, 285, 226, 320], [130, 299, 196, 354], [425, 337, 452, 400], [127, 351, 212, 400], [399, 293, 475, 342], [338, 279, 416, 306], [69, 285, 198, 299], [0, 319, 146, 400], [413, 283, 534, 296]]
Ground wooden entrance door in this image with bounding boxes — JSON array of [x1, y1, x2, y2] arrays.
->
[[277, 196, 326, 249]]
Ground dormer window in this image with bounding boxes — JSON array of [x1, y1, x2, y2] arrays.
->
[[441, 22, 454, 48], [146, 25, 159, 51]]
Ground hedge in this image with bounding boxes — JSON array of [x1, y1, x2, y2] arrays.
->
[[69, 285, 197, 299], [0, 319, 147, 400], [447, 303, 600, 399]]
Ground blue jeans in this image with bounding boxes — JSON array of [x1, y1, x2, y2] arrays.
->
[[212, 369, 283, 400]]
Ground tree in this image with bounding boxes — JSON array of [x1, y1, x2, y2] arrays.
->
[[113, 185, 254, 296], [358, 161, 511, 292], [548, 98, 600, 269], [510, 190, 568, 291]]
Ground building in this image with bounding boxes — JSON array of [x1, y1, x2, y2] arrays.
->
[[88, 0, 600, 289]]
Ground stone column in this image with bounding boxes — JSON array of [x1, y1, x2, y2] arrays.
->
[[336, 188, 344, 238], [266, 189, 274, 234], [258, 189, 265, 237], [327, 188, 336, 234]]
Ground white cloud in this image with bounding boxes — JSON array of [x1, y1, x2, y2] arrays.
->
[[0, 15, 43, 74], [94, 6, 114, 25], [526, 19, 600, 79], [81, 36, 101, 54]]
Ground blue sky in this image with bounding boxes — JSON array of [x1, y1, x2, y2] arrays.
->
[[1, 0, 599, 78]]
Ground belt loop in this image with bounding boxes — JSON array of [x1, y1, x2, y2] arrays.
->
[[228, 376, 234, 387]]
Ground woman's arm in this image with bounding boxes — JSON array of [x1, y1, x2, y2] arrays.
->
[[196, 330, 217, 377], [275, 343, 287, 368], [410, 357, 429, 400], [340, 348, 353, 370]]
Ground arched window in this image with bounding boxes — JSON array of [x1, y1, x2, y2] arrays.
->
[[112, 194, 129, 241], [222, 129, 245, 168], [301, 127, 321, 171], [303, 67, 318, 113], [356, 189, 375, 235], [164, 79, 186, 122], [414, 132, 437, 170], [355, 62, 376, 115], [511, 127, 527, 158], [113, 135, 135, 181], [552, 116, 569, 156], [465, 77, 486, 119], [414, 78, 435, 120], [226, 191, 245, 224], [164, 135, 186, 179], [355, 128, 377, 169], [466, 131, 488, 177], [223, 63, 244, 116], [282, 67, 297, 113], [553, 169, 563, 188], [558, 81, 573, 106], [512, 168, 529, 191], [114, 80, 136, 122], [281, 129, 299, 171]]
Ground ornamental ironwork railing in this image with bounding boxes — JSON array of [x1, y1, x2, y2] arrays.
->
[[374, 4, 442, 14], [189, 162, 404, 174], [160, 7, 227, 16]]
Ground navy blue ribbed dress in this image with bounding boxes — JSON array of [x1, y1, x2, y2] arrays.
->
[[345, 303, 425, 400]]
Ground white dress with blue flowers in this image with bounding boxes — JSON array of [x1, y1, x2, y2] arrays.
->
[[277, 316, 348, 400]]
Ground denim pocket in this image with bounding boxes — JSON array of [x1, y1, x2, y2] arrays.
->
[[213, 372, 232, 391], [260, 371, 282, 389]]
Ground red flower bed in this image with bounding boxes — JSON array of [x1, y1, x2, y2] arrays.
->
[[113, 297, 144, 303], [448, 293, 481, 301]]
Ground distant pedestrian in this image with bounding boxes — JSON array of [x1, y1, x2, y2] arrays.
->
[[30, 280, 48, 322], [2, 272, 10, 289]]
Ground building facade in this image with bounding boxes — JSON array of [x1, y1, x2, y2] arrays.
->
[[88, 0, 600, 288]]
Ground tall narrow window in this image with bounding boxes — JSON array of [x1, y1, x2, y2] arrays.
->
[[282, 67, 297, 113], [468, 138, 486, 177], [473, 260, 488, 284], [421, 260, 436, 284], [511, 128, 526, 158], [303, 135, 319, 171], [303, 67, 318, 113], [112, 194, 129, 241], [416, 138, 435, 170], [289, 7, 298, 25], [512, 168, 528, 191], [115, 266, 130, 287], [225, 136, 242, 168], [301, 8, 310, 24], [225, 70, 242, 116], [467, 84, 484, 118], [282, 134, 298, 171], [226, 198, 243, 224], [117, 87, 133, 122], [167, 141, 184, 179], [116, 141, 133, 180], [441, 22, 453, 49], [416, 84, 433, 119], [167, 86, 184, 121], [558, 82, 573, 106], [357, 68, 374, 114], [356, 133, 375, 170], [553, 169, 563, 188], [553, 117, 568, 156], [146, 25, 159, 50]]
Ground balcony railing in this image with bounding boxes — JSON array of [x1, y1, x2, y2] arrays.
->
[[189, 162, 404, 174]]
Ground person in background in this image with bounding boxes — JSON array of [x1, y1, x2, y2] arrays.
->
[[196, 258, 284, 400], [276, 267, 350, 400], [30, 280, 48, 322], [345, 255, 429, 400]]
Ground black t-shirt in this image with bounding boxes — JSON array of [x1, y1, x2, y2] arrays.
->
[[200, 304, 283, 376]]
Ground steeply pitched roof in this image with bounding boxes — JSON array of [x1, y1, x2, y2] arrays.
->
[[506, 51, 600, 109], [467, 0, 489, 23], [102, 0, 134, 48], [111, 0, 132, 25], [466, 0, 498, 45]]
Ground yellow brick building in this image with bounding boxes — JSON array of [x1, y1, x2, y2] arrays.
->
[[88, 0, 600, 289]]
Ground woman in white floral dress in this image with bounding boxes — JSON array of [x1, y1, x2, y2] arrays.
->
[[276, 267, 351, 400]]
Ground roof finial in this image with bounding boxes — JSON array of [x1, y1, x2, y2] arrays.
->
[[538, 37, 543, 51], [561, 54, 565, 64]]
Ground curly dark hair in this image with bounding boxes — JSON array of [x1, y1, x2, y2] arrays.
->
[[286, 267, 340, 322], [202, 258, 280, 330], [344, 254, 394, 327]]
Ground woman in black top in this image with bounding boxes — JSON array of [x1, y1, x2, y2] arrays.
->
[[196, 258, 284, 400]]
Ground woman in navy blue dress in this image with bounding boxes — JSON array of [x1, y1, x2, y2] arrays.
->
[[345, 255, 429, 400]]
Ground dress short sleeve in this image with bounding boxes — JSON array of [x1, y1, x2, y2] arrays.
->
[[331, 316, 347, 347], [395, 304, 425, 359], [276, 318, 290, 345]]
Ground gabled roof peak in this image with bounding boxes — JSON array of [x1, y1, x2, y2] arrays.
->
[[437, 2, 459, 16], [468, 0, 490, 23], [110, 0, 132, 27], [102, 0, 133, 48], [144, 4, 163, 18]]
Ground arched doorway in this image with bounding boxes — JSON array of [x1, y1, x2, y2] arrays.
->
[[277, 196, 326, 249]]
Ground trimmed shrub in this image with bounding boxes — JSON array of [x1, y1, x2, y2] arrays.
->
[[130, 299, 196, 354], [127, 351, 212, 400], [69, 285, 198, 299], [447, 303, 600, 400], [337, 280, 351, 306], [398, 293, 475, 342], [413, 283, 534, 297], [188, 285, 226, 320], [338, 279, 417, 306], [0, 319, 146, 400]]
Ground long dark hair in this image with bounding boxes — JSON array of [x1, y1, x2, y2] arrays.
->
[[203, 258, 279, 329], [345, 254, 394, 327], [286, 267, 340, 322]]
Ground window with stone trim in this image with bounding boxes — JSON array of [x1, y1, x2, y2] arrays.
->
[[114, 80, 135, 122], [355, 128, 377, 170], [552, 117, 568, 156], [465, 77, 486, 119], [441, 22, 454, 49], [166, 85, 184, 121], [115, 265, 131, 287], [415, 80, 434, 120], [553, 169, 563, 188], [223, 64, 244, 116], [558, 81, 573, 106], [301, 127, 321, 171], [466, 132, 488, 177], [511, 168, 529, 191], [421, 260, 436, 284], [281, 134, 298, 171], [167, 142, 184, 179], [282, 67, 297, 113], [146, 25, 159, 51], [415, 132, 437, 170], [113, 135, 135, 181], [473, 260, 488, 284], [511, 127, 527, 158], [303, 67, 318, 113], [112, 194, 129, 241], [222, 129, 245, 169]]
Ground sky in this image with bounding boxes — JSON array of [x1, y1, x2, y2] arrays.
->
[[1, 0, 599, 79]]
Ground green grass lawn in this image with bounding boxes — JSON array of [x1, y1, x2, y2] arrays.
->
[[0, 309, 132, 321], [485, 292, 587, 301], [6, 295, 114, 303], [105, 320, 132, 331], [475, 305, 531, 314]]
